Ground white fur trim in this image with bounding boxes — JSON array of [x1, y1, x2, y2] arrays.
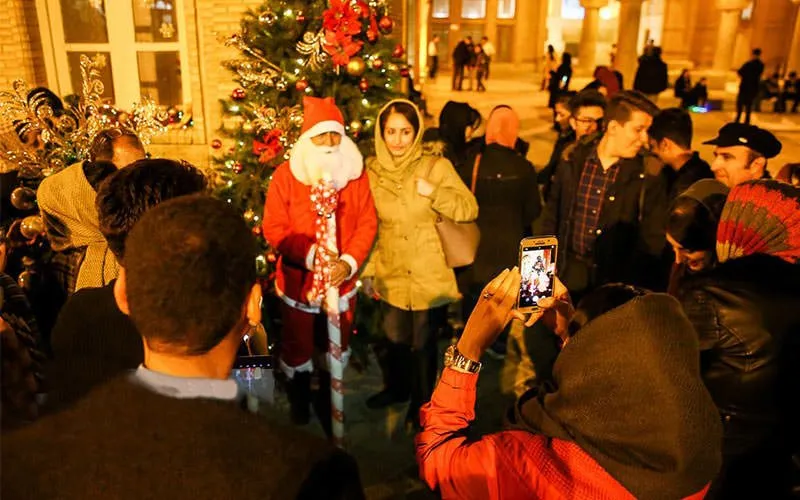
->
[[305, 244, 317, 271], [340, 254, 358, 280], [303, 120, 345, 140], [279, 358, 314, 379], [275, 285, 357, 314]]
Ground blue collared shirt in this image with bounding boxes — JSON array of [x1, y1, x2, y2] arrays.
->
[[132, 365, 240, 401]]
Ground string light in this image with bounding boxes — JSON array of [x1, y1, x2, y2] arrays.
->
[[284, 9, 293, 16], [361, 98, 369, 106]]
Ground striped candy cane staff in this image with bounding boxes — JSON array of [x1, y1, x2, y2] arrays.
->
[[308, 178, 345, 447]]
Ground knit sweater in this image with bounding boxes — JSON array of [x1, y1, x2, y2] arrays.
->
[[44, 281, 143, 413], [2, 376, 365, 500]]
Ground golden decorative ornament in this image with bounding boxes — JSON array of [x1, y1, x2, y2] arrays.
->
[[20, 215, 45, 239], [349, 120, 363, 133], [346, 57, 366, 77], [242, 121, 254, 133]]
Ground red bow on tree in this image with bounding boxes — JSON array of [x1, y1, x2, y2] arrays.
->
[[253, 129, 284, 164]]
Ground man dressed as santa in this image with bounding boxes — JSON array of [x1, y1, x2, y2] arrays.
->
[[263, 96, 377, 434]]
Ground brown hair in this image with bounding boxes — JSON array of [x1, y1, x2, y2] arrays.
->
[[606, 90, 660, 125], [89, 129, 144, 162]]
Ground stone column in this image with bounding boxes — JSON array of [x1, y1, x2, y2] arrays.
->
[[787, 1, 800, 73], [615, 0, 645, 85], [712, 0, 749, 72], [578, 0, 608, 73]]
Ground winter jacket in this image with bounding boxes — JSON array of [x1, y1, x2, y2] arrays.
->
[[677, 254, 800, 457], [633, 55, 669, 95], [417, 294, 721, 499], [737, 58, 765, 97], [541, 136, 669, 290], [363, 99, 478, 311]]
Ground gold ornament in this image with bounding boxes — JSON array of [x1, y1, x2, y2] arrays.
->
[[346, 57, 366, 77], [349, 120, 363, 133], [296, 30, 329, 71], [10, 186, 36, 210], [242, 121, 255, 133], [20, 215, 44, 239], [244, 209, 255, 222]]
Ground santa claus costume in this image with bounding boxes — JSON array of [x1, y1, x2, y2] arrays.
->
[[262, 96, 377, 433]]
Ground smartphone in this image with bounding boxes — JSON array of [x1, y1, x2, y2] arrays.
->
[[517, 236, 558, 313], [233, 355, 273, 369]]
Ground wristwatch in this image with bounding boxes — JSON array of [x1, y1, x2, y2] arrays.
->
[[444, 344, 482, 374]]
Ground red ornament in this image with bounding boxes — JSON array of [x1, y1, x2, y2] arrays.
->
[[231, 88, 246, 100], [211, 139, 223, 149], [400, 66, 410, 77], [295, 79, 309, 92], [253, 226, 262, 236], [372, 57, 383, 70], [296, 11, 306, 22], [253, 129, 285, 164], [378, 16, 393, 34], [366, 28, 378, 43], [359, 78, 369, 92], [392, 44, 405, 59], [231, 161, 243, 174]]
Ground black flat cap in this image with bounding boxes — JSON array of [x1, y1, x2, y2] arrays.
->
[[703, 123, 782, 159]]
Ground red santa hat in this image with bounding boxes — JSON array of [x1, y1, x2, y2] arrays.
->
[[301, 96, 345, 139]]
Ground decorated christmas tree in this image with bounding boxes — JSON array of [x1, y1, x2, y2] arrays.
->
[[213, 0, 407, 257]]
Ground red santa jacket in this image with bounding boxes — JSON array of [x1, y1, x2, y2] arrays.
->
[[416, 369, 711, 500], [262, 162, 377, 312]]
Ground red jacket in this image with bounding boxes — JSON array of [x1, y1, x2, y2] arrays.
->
[[262, 162, 377, 311], [416, 368, 710, 500]]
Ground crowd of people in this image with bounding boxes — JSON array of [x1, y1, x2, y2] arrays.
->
[[2, 59, 800, 500], [447, 35, 496, 92]]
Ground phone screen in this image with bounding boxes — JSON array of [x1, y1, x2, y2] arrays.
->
[[519, 244, 557, 309]]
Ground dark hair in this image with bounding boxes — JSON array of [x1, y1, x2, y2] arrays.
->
[[568, 284, 649, 336], [753, 48, 762, 57], [562, 52, 572, 65], [481, 36, 488, 41], [438, 101, 481, 161], [124, 195, 257, 355], [379, 101, 420, 138], [569, 90, 607, 115], [96, 159, 208, 262], [90, 129, 144, 163], [555, 91, 578, 108], [652, 46, 663, 58], [649, 107, 693, 150], [666, 195, 726, 252], [606, 90, 660, 124]]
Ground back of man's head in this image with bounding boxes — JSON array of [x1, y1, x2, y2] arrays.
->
[[90, 129, 145, 167], [605, 90, 660, 126], [649, 107, 693, 150], [96, 158, 208, 262], [123, 195, 257, 355], [753, 48, 762, 57]]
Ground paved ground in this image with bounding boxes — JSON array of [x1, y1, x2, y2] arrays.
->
[[254, 73, 800, 500]]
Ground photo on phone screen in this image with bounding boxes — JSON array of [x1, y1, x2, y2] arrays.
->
[[519, 242, 557, 310]]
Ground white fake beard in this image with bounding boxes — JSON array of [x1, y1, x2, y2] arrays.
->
[[291, 136, 363, 190]]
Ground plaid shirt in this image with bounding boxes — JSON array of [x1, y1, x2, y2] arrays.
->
[[570, 153, 620, 257]]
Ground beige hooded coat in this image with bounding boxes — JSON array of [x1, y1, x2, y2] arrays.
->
[[363, 99, 478, 311]]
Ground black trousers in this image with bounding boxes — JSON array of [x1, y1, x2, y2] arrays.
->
[[379, 302, 446, 422], [452, 63, 464, 90], [429, 55, 439, 79], [736, 93, 756, 124]]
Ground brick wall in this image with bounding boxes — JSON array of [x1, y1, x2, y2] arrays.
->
[[0, 0, 41, 89]]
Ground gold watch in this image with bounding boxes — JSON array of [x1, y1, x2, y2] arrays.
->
[[444, 344, 482, 374]]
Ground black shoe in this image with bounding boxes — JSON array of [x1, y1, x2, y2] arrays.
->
[[366, 389, 408, 409], [287, 372, 311, 425]]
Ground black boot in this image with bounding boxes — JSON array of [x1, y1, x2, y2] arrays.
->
[[406, 342, 438, 430], [286, 371, 311, 425], [366, 342, 411, 409], [313, 370, 333, 438]]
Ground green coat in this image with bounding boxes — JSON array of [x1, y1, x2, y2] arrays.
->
[[363, 99, 478, 311]]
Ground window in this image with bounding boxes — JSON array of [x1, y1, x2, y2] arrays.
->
[[562, 0, 584, 20], [461, 0, 486, 19], [42, 0, 188, 109], [432, 0, 449, 19], [497, 0, 516, 19]]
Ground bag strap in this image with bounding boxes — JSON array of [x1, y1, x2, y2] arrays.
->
[[470, 154, 481, 194]]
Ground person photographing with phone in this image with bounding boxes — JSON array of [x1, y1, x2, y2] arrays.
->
[[415, 268, 722, 499]]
